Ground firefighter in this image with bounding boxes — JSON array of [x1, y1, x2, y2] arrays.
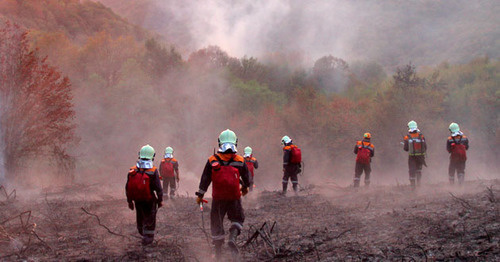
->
[[353, 133, 375, 187], [243, 146, 259, 191], [281, 135, 302, 195], [125, 144, 163, 245], [403, 121, 427, 188], [159, 147, 180, 198], [447, 123, 469, 185], [195, 129, 250, 259]]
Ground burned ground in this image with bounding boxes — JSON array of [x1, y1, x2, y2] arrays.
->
[[1, 180, 499, 261]]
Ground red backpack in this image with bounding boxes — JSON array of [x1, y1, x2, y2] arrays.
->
[[408, 133, 425, 155], [211, 155, 241, 200], [290, 145, 302, 164], [160, 159, 175, 177], [451, 137, 467, 161], [245, 158, 255, 177], [126, 167, 154, 201], [356, 142, 372, 164]]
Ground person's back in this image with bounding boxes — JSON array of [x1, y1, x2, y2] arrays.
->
[[403, 121, 427, 188], [447, 123, 469, 185], [243, 146, 259, 191], [159, 147, 180, 198], [281, 135, 301, 194], [353, 133, 374, 187], [125, 145, 163, 245], [195, 129, 250, 260]]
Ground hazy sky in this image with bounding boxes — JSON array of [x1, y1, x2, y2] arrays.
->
[[128, 0, 499, 68]]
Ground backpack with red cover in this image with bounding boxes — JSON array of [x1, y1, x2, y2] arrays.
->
[[451, 137, 467, 161], [160, 159, 175, 177], [356, 142, 372, 164], [211, 155, 241, 200], [409, 133, 425, 155], [126, 167, 153, 201], [290, 145, 302, 164], [245, 158, 255, 177]]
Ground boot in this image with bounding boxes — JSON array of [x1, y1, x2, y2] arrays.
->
[[457, 173, 464, 185], [142, 234, 154, 245], [364, 180, 370, 187], [282, 182, 288, 195], [214, 240, 223, 260], [416, 171, 422, 186], [353, 179, 360, 188], [410, 179, 416, 190], [292, 183, 298, 193], [449, 175, 455, 185], [228, 228, 240, 261]]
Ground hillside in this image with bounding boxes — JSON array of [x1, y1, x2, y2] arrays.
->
[[0, 0, 148, 42]]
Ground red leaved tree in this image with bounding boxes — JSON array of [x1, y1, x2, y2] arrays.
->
[[0, 21, 77, 182]]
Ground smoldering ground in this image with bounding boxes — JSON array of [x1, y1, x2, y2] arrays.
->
[[1, 177, 499, 260]]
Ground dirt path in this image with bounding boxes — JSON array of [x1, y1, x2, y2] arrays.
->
[[1, 180, 499, 261]]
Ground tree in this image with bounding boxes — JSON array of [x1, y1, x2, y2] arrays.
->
[[312, 55, 349, 93], [143, 38, 182, 80], [0, 22, 77, 182], [393, 62, 423, 89], [188, 45, 234, 71]]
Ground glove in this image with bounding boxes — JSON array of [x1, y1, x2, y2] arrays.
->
[[128, 202, 134, 210], [157, 201, 163, 208], [241, 187, 249, 196], [176, 176, 180, 183], [196, 196, 203, 205]]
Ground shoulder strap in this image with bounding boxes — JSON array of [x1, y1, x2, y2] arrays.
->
[[214, 154, 234, 166]]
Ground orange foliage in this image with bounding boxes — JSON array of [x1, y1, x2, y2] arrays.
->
[[0, 22, 77, 181]]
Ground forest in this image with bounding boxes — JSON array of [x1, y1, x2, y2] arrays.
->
[[0, 0, 498, 261]]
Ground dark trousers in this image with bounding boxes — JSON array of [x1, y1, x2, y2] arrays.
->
[[449, 159, 466, 184], [163, 177, 176, 196], [249, 175, 254, 191], [135, 201, 157, 242], [354, 162, 371, 187], [408, 156, 425, 186], [282, 165, 300, 192], [210, 199, 245, 243]]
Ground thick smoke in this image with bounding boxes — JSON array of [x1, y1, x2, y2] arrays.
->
[[109, 0, 499, 67]]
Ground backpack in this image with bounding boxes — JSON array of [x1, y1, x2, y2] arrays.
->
[[290, 145, 302, 164], [356, 142, 372, 164], [408, 133, 425, 156], [451, 137, 467, 161], [211, 155, 241, 200], [160, 159, 175, 177], [245, 158, 255, 177], [126, 168, 153, 201]]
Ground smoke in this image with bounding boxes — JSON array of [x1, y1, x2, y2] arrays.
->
[[109, 0, 499, 67], [0, 98, 3, 184]]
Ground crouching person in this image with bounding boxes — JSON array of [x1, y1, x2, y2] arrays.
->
[[126, 144, 163, 245], [195, 129, 250, 260]]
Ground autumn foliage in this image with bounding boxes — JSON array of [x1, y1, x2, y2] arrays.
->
[[0, 22, 77, 182]]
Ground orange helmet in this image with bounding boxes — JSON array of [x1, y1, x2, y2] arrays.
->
[[363, 132, 371, 139]]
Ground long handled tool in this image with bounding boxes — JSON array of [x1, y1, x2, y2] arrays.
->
[[199, 199, 211, 245]]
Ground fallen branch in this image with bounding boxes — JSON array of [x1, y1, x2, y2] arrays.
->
[[329, 228, 354, 240], [448, 192, 472, 209], [0, 185, 16, 205], [0, 211, 31, 225], [485, 186, 495, 203], [81, 207, 136, 239]]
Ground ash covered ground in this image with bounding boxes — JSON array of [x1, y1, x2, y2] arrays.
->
[[1, 180, 499, 261]]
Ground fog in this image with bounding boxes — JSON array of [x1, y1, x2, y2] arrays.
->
[[106, 0, 500, 68]]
